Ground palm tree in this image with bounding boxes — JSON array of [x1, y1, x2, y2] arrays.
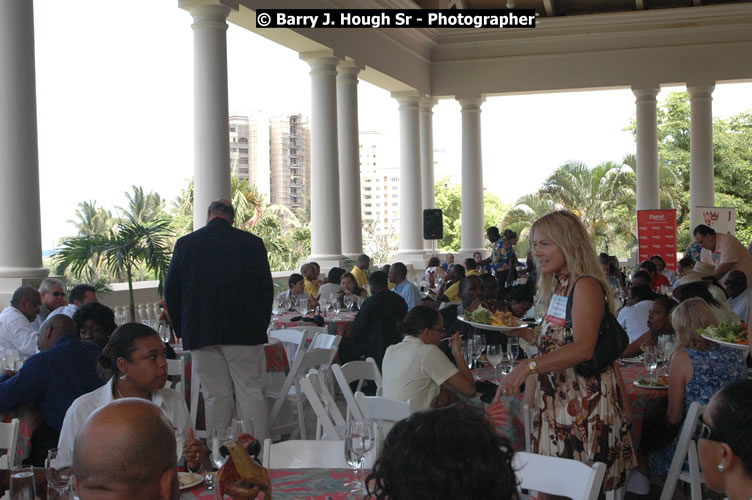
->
[[118, 185, 165, 224], [54, 218, 173, 319], [68, 201, 114, 237]]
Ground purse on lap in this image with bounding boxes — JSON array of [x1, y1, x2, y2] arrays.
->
[[564, 277, 630, 378]]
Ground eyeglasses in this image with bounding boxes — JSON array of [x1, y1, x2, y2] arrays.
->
[[52, 292, 66, 297], [695, 415, 722, 442]]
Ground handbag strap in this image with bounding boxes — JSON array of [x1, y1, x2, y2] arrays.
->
[[564, 276, 609, 330]]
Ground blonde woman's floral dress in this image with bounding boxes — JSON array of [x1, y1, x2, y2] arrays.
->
[[532, 274, 637, 491]]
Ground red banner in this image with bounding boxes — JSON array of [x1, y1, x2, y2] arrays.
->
[[637, 209, 677, 271]]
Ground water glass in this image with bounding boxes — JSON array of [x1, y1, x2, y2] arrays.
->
[[10, 465, 36, 500], [211, 428, 231, 470], [507, 337, 520, 362], [344, 416, 374, 495], [643, 346, 659, 383], [174, 427, 184, 463], [343, 294, 354, 311], [486, 344, 504, 377], [471, 333, 485, 366], [46, 448, 73, 499], [231, 418, 254, 436]]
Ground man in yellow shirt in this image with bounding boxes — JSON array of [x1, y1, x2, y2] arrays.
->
[[301, 262, 320, 297], [350, 254, 370, 288], [464, 257, 482, 277]]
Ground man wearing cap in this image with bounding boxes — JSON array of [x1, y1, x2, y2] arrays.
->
[[674, 261, 728, 304], [694, 224, 752, 286]]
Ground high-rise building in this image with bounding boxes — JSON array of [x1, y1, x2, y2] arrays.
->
[[269, 114, 311, 215], [228, 113, 270, 200], [359, 131, 400, 236]]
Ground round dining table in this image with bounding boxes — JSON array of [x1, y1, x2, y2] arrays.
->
[[271, 311, 357, 337]]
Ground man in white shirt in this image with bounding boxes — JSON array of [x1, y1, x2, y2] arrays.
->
[[617, 284, 654, 342], [0, 286, 41, 359], [47, 284, 99, 320], [724, 271, 750, 326], [388, 262, 421, 311], [31, 277, 68, 330]]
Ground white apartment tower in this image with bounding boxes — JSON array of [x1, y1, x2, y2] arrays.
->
[[269, 114, 311, 214], [359, 131, 400, 236], [229, 114, 270, 200]]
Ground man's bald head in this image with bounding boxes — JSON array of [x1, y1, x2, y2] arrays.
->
[[207, 199, 235, 224], [37, 315, 77, 351], [74, 398, 178, 500]]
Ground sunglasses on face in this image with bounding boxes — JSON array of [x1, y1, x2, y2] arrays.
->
[[52, 292, 66, 297], [695, 415, 722, 442]]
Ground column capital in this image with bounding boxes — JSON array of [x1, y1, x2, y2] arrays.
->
[[392, 92, 421, 110], [419, 97, 438, 113], [179, 0, 236, 19], [631, 87, 660, 101], [458, 97, 484, 112], [336, 60, 361, 82], [687, 84, 715, 100], [300, 51, 339, 67]]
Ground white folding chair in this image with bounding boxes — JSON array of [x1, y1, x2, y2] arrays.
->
[[262, 438, 349, 468], [513, 451, 606, 500], [166, 358, 185, 395], [332, 358, 382, 420], [354, 391, 416, 455], [268, 329, 316, 365], [660, 401, 704, 500], [0, 418, 20, 470], [267, 346, 338, 440], [299, 369, 346, 440], [310, 332, 341, 351]]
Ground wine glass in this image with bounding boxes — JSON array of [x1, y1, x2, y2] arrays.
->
[[343, 294, 354, 312], [211, 427, 232, 470], [289, 294, 299, 312], [507, 337, 519, 362], [662, 337, 676, 375], [471, 332, 485, 367], [158, 321, 171, 343], [272, 300, 282, 319], [486, 344, 504, 377], [333, 298, 342, 317], [174, 427, 184, 463], [46, 448, 73, 498], [462, 338, 474, 369], [643, 345, 659, 383], [344, 416, 375, 495]]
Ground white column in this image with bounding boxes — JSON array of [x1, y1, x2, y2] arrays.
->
[[420, 98, 437, 252], [632, 87, 660, 211], [392, 92, 425, 266], [303, 53, 344, 265], [336, 61, 362, 258], [458, 97, 486, 258], [182, 1, 233, 229], [688, 84, 715, 231], [0, 0, 47, 288]]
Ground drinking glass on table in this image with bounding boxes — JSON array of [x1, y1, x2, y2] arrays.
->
[[643, 345, 659, 383], [174, 427, 184, 463], [462, 339, 473, 369], [507, 337, 519, 362], [486, 344, 504, 377], [661, 337, 676, 376], [46, 448, 73, 499], [471, 332, 485, 368], [272, 299, 283, 320], [211, 428, 232, 470], [333, 298, 342, 317], [10, 464, 36, 500], [343, 294, 354, 312], [289, 294, 299, 312], [344, 415, 374, 495], [231, 418, 254, 437]]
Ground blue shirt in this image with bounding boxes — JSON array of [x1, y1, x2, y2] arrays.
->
[[0, 335, 103, 431], [393, 280, 421, 312]]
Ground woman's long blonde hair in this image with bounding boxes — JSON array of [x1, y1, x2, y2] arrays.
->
[[671, 298, 716, 351], [532, 210, 614, 313]]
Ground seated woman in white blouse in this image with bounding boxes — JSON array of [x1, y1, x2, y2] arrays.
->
[[58, 323, 208, 471], [382, 305, 475, 410]]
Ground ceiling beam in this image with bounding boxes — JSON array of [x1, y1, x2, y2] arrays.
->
[[543, 0, 556, 17]]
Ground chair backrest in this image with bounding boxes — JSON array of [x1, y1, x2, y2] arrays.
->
[[332, 358, 382, 420], [0, 419, 20, 470], [513, 451, 606, 500], [660, 401, 704, 500], [354, 391, 416, 455], [269, 328, 315, 364], [310, 332, 341, 351], [299, 369, 346, 440], [262, 438, 349, 468], [166, 358, 184, 395], [522, 404, 533, 452]]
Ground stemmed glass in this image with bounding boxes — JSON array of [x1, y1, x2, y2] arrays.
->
[[471, 332, 485, 368], [333, 298, 342, 318], [46, 448, 73, 499], [507, 337, 519, 363], [272, 299, 283, 320], [661, 337, 676, 376], [643, 345, 659, 383], [174, 427, 184, 464], [343, 294, 354, 312], [486, 344, 504, 377], [344, 416, 375, 495], [211, 427, 233, 470], [462, 338, 474, 369], [289, 294, 299, 312]]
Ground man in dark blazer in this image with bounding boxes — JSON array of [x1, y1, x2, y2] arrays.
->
[[165, 199, 273, 443], [338, 270, 407, 370]]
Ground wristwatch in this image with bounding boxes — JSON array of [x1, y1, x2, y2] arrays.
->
[[528, 360, 538, 375]]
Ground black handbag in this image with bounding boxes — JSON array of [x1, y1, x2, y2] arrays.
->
[[564, 277, 630, 377]]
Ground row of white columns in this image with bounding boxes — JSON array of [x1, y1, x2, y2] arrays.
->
[[632, 85, 715, 231]]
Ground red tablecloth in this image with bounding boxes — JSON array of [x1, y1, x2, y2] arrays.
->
[[180, 468, 359, 499], [1, 405, 41, 463], [620, 362, 668, 451], [272, 312, 356, 337]]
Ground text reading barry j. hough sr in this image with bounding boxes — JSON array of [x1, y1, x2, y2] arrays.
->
[[255, 9, 537, 29]]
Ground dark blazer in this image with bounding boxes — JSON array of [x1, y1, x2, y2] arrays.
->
[[338, 288, 408, 369], [164, 218, 274, 350]]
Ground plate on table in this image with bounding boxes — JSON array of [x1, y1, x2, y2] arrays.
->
[[457, 316, 524, 331], [633, 378, 668, 390], [178, 472, 203, 490], [622, 355, 644, 364], [700, 334, 750, 352]]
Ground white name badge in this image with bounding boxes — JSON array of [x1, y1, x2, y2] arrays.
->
[[545, 294, 568, 327]]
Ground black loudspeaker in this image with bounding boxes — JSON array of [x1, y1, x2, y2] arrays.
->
[[423, 209, 443, 240]]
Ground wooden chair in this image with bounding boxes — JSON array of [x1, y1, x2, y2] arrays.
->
[[332, 358, 382, 420], [0, 418, 20, 469], [299, 368, 346, 440], [513, 451, 606, 500], [659, 401, 704, 500], [262, 438, 349, 468]]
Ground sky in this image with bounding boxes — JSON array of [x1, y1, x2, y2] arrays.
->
[[33, 0, 752, 250]]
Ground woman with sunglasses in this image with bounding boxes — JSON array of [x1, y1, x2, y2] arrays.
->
[[698, 380, 752, 498]]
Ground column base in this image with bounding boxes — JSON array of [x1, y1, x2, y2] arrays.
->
[[457, 247, 487, 261], [306, 255, 347, 271], [393, 250, 430, 270]]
